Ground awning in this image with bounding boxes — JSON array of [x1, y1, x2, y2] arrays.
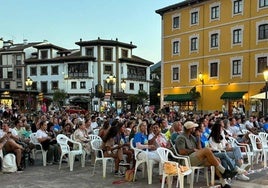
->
[[164, 94, 193, 102], [250, 92, 268, 99], [220, 91, 247, 100]]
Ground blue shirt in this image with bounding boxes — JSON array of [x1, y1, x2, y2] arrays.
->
[[263, 123, 268, 132], [133, 132, 148, 148]]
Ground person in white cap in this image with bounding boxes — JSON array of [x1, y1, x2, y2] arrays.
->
[[175, 121, 237, 188]]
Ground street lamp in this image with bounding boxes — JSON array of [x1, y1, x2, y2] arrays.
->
[[121, 80, 126, 111], [263, 68, 268, 117], [106, 74, 116, 107], [199, 72, 204, 115], [25, 77, 33, 112]]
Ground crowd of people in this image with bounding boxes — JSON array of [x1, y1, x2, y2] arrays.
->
[[0, 103, 267, 187]]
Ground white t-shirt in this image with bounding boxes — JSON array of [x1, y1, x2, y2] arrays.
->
[[36, 129, 48, 140]]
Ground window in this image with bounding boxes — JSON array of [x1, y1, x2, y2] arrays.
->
[[68, 63, 88, 77], [30, 67, 37, 76], [104, 65, 112, 74], [121, 49, 128, 58], [139, 84, 144, 91], [233, 29, 242, 44], [210, 62, 218, 77], [172, 67, 179, 81], [258, 24, 268, 40], [51, 81, 58, 90], [211, 33, 219, 48], [127, 65, 146, 80], [40, 66, 48, 75], [211, 5, 219, 19], [41, 82, 48, 93], [16, 68, 22, 79], [40, 50, 48, 59], [233, 0, 243, 14], [0, 68, 2, 78], [51, 66, 59, 75], [259, 0, 268, 8], [191, 37, 198, 51], [173, 16, 180, 29], [7, 71, 13, 79], [257, 57, 267, 73], [4, 82, 10, 89], [80, 81, 86, 89], [71, 82, 77, 89], [16, 82, 22, 89], [32, 82, 37, 90], [104, 48, 112, 61], [129, 83, 134, 90], [190, 65, 198, 79], [173, 41, 179, 54], [232, 60, 242, 75], [85, 48, 94, 56], [191, 12, 198, 25], [16, 55, 22, 65]]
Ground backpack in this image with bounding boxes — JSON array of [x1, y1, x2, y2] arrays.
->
[[2, 153, 17, 173]]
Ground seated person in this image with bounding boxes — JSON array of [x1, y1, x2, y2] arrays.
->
[[0, 121, 24, 171], [170, 121, 183, 145], [36, 121, 60, 165], [73, 121, 91, 154], [148, 122, 170, 148], [175, 121, 237, 188]]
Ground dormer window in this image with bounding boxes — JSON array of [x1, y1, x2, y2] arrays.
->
[[121, 49, 128, 58], [41, 50, 48, 59]]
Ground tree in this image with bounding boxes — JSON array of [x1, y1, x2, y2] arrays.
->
[[188, 86, 200, 111], [53, 89, 67, 107]]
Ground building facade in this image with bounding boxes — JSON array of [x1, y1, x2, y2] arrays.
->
[[156, 0, 268, 116]]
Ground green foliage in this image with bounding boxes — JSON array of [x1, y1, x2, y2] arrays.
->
[[53, 89, 67, 106]]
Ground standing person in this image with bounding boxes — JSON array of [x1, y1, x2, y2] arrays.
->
[[175, 121, 237, 188], [36, 121, 60, 165]]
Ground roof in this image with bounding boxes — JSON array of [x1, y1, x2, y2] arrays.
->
[[119, 55, 154, 66], [0, 42, 42, 52], [75, 38, 137, 49], [155, 0, 209, 16], [150, 61, 161, 71], [33, 43, 67, 51], [25, 55, 95, 64]]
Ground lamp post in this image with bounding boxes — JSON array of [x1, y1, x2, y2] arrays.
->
[[121, 80, 126, 111], [199, 72, 204, 115], [25, 77, 33, 113], [106, 74, 116, 107], [263, 69, 268, 117]]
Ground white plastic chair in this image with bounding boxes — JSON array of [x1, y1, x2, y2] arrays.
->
[[157, 147, 192, 188], [170, 141, 215, 187], [56, 134, 85, 171], [29, 133, 47, 166], [248, 133, 263, 165], [228, 136, 253, 168], [93, 129, 100, 136], [91, 139, 114, 178], [130, 138, 158, 184], [258, 132, 268, 167]]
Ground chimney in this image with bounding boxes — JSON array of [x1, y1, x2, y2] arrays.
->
[[0, 38, 3, 48], [3, 40, 13, 49], [23, 39, 28, 45]]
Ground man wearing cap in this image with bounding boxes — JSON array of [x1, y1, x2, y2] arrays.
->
[[175, 121, 237, 187]]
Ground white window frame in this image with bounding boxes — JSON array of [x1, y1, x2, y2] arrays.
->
[[210, 2, 221, 22], [172, 13, 181, 30], [189, 34, 199, 53], [232, 0, 244, 16], [256, 20, 268, 44], [188, 62, 199, 81], [230, 56, 243, 78], [190, 8, 200, 26], [209, 30, 220, 51], [171, 65, 180, 82], [258, 0, 268, 11], [208, 59, 220, 79], [231, 25, 244, 47], [171, 38, 181, 56]]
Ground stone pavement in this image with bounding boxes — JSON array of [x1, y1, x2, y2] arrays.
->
[[0, 156, 268, 188]]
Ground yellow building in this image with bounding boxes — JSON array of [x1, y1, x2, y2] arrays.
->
[[156, 0, 268, 116]]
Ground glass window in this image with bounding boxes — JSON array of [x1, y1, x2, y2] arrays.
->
[[211, 33, 219, 48], [85, 48, 94, 56], [130, 83, 134, 90], [68, 63, 88, 77], [30, 67, 37, 76], [41, 82, 48, 93], [104, 48, 112, 61], [191, 37, 198, 51], [51, 81, 58, 90], [104, 65, 112, 75], [139, 84, 144, 91], [16, 68, 22, 79], [51, 66, 59, 75], [233, 29, 242, 44], [121, 49, 128, 58], [40, 50, 48, 59], [80, 81, 86, 89], [191, 12, 198, 24], [7, 71, 12, 79], [16, 55, 22, 65], [127, 65, 146, 80], [17, 82, 22, 89], [233, 0, 243, 14], [173, 16, 180, 28], [232, 60, 241, 75], [190, 65, 198, 79], [40, 66, 48, 75], [173, 67, 179, 80], [211, 6, 219, 19], [257, 57, 267, 73], [258, 24, 268, 40], [71, 82, 77, 89], [259, 0, 268, 8], [173, 41, 179, 54], [210, 62, 218, 77]]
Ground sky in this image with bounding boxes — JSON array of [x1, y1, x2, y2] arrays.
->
[[1, 0, 183, 63]]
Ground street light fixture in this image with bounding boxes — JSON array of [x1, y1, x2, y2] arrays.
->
[[25, 77, 33, 112], [199, 72, 204, 115], [106, 74, 116, 106], [121, 80, 126, 111], [263, 68, 268, 117]]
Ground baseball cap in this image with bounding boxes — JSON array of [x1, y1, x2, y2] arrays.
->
[[184, 121, 198, 129]]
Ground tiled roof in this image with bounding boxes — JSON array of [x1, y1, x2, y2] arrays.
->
[[33, 43, 67, 51], [0, 42, 42, 52], [119, 55, 154, 66], [75, 38, 137, 49], [25, 55, 95, 64]]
